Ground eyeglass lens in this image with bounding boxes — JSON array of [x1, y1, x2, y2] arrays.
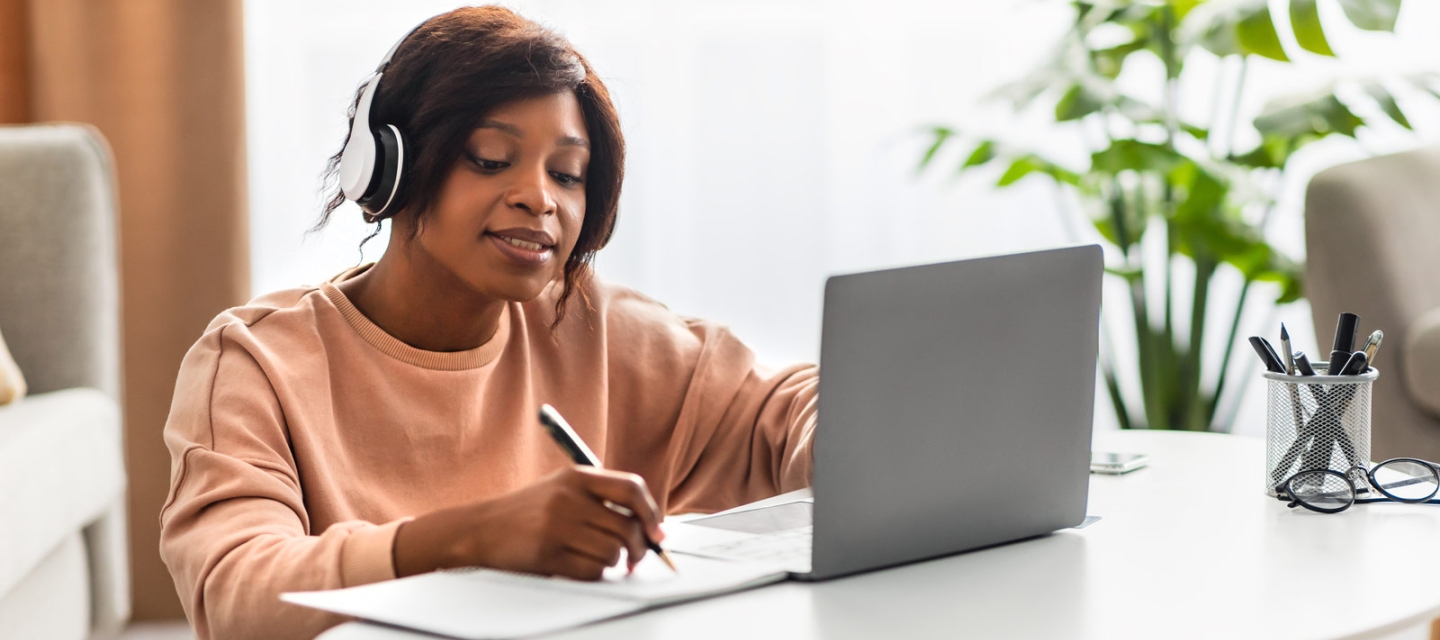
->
[[1371, 460, 1440, 502], [1289, 470, 1354, 512]]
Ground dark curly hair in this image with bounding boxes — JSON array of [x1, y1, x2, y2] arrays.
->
[[315, 6, 625, 325]]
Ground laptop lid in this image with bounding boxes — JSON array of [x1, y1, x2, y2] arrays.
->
[[808, 244, 1102, 580]]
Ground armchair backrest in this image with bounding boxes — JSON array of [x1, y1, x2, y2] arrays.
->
[[0, 124, 121, 400], [1306, 144, 1440, 459]]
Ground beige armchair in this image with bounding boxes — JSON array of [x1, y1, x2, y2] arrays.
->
[[1305, 144, 1440, 461], [0, 124, 129, 638]]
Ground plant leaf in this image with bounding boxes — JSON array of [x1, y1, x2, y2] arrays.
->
[[1406, 72, 1440, 101], [918, 127, 953, 171], [997, 154, 1080, 187], [1236, 4, 1290, 61], [1183, 0, 1289, 61], [1055, 82, 1109, 122], [1362, 81, 1412, 130], [961, 140, 997, 169], [1089, 183, 1149, 249], [998, 157, 1043, 186], [1093, 39, 1149, 79], [1249, 248, 1305, 303], [1116, 96, 1165, 123], [1104, 265, 1144, 281], [1336, 0, 1402, 32], [1231, 91, 1365, 168], [1167, 0, 1203, 23], [1169, 160, 1228, 225], [1091, 140, 1188, 176], [1254, 91, 1362, 138], [1229, 135, 1294, 169], [1289, 0, 1335, 56]]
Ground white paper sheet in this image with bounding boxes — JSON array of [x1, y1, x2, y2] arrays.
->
[[282, 553, 784, 639]]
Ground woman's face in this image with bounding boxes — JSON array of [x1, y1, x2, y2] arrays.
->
[[411, 91, 590, 302]]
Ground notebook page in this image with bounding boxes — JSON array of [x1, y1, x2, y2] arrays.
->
[[283, 554, 786, 639], [283, 571, 639, 639], [480, 552, 786, 604]]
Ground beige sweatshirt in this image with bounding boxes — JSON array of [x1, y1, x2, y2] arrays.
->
[[158, 268, 818, 640]]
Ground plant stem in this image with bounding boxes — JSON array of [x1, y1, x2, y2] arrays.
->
[[1133, 276, 1161, 430], [1217, 304, 1281, 432], [1100, 357, 1132, 430], [1123, 175, 1164, 429], [1224, 58, 1250, 159], [1203, 54, 1254, 430], [1206, 57, 1230, 158], [1186, 258, 1216, 430], [1049, 181, 1084, 245], [1156, 5, 1186, 431], [1210, 277, 1253, 427], [1158, 5, 1180, 138]]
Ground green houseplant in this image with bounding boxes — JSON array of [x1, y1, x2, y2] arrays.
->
[[920, 0, 1433, 431]]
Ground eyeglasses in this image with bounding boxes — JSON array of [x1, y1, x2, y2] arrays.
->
[[1274, 458, 1440, 514]]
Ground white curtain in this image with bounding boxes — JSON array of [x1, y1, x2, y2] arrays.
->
[[246, 0, 1440, 435]]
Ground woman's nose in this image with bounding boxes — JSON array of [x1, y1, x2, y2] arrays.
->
[[506, 165, 556, 216]]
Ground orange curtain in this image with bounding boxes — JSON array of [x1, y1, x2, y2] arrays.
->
[[1, 0, 249, 620]]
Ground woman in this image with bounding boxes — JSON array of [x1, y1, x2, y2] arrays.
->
[[159, 6, 816, 639]]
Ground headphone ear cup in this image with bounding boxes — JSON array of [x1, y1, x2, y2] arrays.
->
[[360, 124, 405, 222]]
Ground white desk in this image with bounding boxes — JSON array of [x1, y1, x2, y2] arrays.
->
[[320, 431, 1440, 640]]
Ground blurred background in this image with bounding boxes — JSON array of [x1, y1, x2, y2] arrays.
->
[[3, 0, 1440, 635]]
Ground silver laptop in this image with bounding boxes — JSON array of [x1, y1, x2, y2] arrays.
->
[[667, 245, 1103, 580]]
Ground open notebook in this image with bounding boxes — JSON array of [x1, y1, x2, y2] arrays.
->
[[282, 550, 789, 639]]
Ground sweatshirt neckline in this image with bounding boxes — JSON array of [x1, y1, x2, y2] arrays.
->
[[319, 278, 510, 372]]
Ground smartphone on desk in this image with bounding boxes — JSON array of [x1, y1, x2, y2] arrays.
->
[[1091, 452, 1149, 475]]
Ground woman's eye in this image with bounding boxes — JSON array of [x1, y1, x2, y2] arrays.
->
[[468, 154, 508, 171], [550, 172, 583, 186]]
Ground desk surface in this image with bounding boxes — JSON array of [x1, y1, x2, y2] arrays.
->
[[321, 430, 1440, 640]]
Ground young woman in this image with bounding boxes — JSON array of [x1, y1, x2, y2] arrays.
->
[[158, 6, 816, 639]]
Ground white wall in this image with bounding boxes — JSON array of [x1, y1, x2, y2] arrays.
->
[[245, 0, 1440, 436]]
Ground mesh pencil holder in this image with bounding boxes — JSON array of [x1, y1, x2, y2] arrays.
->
[[1264, 365, 1378, 497]]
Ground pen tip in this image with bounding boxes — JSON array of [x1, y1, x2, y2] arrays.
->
[[1280, 323, 1289, 339], [658, 550, 679, 573]]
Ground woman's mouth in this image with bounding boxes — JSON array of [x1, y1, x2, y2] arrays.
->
[[485, 231, 554, 266]]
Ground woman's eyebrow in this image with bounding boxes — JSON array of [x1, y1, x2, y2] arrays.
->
[[476, 120, 588, 149], [477, 120, 523, 137]]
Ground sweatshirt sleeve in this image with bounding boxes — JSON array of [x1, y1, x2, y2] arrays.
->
[[600, 286, 817, 514], [662, 320, 818, 513], [159, 324, 407, 640]]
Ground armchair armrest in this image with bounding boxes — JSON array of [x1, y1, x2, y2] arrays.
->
[[0, 389, 125, 609], [1404, 308, 1440, 420]]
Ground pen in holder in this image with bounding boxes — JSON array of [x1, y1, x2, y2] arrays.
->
[[1264, 364, 1378, 497]]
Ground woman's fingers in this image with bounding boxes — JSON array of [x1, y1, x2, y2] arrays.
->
[[570, 467, 663, 540], [558, 518, 627, 570], [574, 498, 650, 570], [548, 547, 611, 581]]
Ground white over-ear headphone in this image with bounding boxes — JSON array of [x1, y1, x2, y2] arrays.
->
[[338, 24, 423, 222]]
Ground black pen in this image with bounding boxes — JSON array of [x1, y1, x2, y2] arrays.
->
[[1328, 312, 1359, 375], [537, 403, 678, 573], [1292, 351, 1317, 376], [1339, 350, 1369, 376], [1249, 337, 1286, 373]]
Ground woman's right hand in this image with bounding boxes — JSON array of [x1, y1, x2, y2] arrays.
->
[[393, 466, 665, 580]]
